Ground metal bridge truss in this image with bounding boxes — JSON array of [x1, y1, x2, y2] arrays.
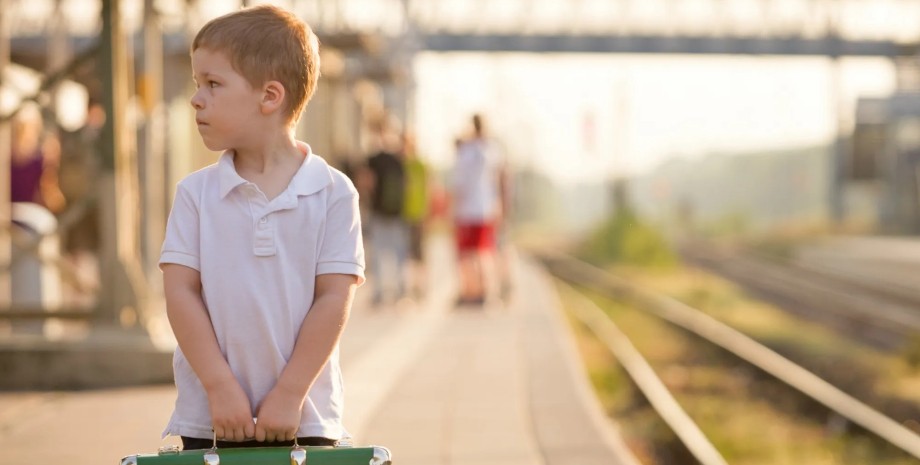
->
[[7, 0, 920, 56], [305, 0, 920, 56]]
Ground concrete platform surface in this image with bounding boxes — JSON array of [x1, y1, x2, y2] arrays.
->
[[0, 239, 638, 465]]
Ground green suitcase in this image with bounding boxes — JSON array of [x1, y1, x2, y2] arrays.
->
[[120, 442, 392, 465]]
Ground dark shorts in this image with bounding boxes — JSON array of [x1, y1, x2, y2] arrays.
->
[[455, 222, 495, 252], [181, 436, 336, 451]]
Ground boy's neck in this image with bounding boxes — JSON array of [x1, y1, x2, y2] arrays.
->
[[232, 132, 303, 175]]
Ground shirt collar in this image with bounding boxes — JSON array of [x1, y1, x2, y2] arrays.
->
[[290, 142, 334, 197], [217, 152, 246, 199], [217, 142, 333, 199]]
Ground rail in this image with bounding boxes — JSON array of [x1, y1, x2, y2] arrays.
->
[[537, 250, 920, 461], [556, 278, 728, 465]]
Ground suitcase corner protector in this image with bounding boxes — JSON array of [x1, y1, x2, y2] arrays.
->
[[371, 445, 392, 465], [119, 455, 139, 465]]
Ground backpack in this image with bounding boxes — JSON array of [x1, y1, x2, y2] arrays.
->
[[370, 152, 405, 217]]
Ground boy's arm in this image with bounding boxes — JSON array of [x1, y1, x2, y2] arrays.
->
[[254, 273, 357, 442], [163, 264, 256, 442]]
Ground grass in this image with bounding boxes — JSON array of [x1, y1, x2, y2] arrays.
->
[[576, 209, 678, 269]]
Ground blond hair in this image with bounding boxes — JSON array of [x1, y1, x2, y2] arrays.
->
[[192, 4, 320, 126]]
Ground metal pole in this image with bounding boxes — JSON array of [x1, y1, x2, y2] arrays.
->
[[827, 0, 845, 226], [142, 0, 166, 285], [98, 0, 144, 327], [98, 0, 121, 324], [48, 0, 70, 94], [0, 0, 10, 308]]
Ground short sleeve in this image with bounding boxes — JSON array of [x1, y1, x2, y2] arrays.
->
[[159, 181, 201, 271], [317, 178, 366, 285]]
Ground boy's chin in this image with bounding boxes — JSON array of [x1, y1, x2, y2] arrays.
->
[[201, 139, 229, 152]]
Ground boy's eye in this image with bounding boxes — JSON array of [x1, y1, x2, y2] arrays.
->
[[209, 81, 218, 88]]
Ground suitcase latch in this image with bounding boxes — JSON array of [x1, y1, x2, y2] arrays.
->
[[157, 445, 180, 455], [291, 446, 307, 465], [203, 450, 220, 465]]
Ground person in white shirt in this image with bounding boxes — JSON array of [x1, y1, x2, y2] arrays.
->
[[159, 5, 364, 450], [451, 114, 505, 306]]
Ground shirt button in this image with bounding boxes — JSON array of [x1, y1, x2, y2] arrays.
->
[[260, 217, 267, 224]]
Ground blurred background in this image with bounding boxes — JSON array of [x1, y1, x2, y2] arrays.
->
[[1, 0, 914, 318], [3, 1, 920, 464]]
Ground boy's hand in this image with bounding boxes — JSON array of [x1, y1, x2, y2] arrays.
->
[[254, 385, 304, 442], [207, 382, 255, 442]]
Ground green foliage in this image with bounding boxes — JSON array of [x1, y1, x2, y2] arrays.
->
[[903, 335, 920, 370], [578, 208, 677, 268]]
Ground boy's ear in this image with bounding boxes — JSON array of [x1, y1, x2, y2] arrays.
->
[[260, 80, 286, 115]]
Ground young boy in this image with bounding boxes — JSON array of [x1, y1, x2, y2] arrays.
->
[[159, 5, 365, 450]]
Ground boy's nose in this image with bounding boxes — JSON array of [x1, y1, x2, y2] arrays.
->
[[190, 91, 204, 110]]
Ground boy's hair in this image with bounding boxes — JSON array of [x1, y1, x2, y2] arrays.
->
[[192, 4, 320, 126]]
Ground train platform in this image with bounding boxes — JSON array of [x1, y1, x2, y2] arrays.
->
[[0, 236, 639, 465]]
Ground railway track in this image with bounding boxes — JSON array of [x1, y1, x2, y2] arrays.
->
[[536, 250, 920, 463], [678, 241, 920, 351]]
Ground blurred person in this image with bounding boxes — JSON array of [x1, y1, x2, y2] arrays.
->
[[364, 115, 409, 306], [10, 104, 66, 215], [401, 129, 430, 298], [159, 5, 364, 451], [8, 104, 65, 333], [451, 114, 506, 306], [58, 101, 104, 250], [58, 101, 106, 296], [345, 150, 375, 240]]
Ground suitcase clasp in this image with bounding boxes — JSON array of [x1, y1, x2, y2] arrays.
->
[[157, 445, 180, 455], [204, 433, 220, 465], [203, 450, 220, 465], [290, 446, 307, 465], [334, 438, 354, 448]]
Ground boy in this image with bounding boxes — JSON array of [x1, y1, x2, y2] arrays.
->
[[159, 5, 365, 450]]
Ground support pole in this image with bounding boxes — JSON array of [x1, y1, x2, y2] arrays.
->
[[827, 0, 845, 226], [0, 0, 11, 309], [98, 0, 146, 328], [142, 0, 166, 285]]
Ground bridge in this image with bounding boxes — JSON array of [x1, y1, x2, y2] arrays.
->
[[6, 0, 920, 57], [309, 0, 920, 56]]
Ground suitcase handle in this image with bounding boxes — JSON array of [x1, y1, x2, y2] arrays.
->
[[203, 431, 307, 465]]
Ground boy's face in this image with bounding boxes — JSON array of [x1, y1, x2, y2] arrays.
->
[[190, 47, 262, 151]]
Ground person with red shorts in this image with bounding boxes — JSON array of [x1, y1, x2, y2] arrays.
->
[[451, 114, 505, 306]]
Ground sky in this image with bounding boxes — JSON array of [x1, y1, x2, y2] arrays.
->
[[413, 53, 896, 183]]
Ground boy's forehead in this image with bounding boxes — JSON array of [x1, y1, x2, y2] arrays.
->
[[191, 47, 233, 73]]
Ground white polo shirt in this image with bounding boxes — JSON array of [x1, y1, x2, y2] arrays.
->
[[159, 142, 365, 440]]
